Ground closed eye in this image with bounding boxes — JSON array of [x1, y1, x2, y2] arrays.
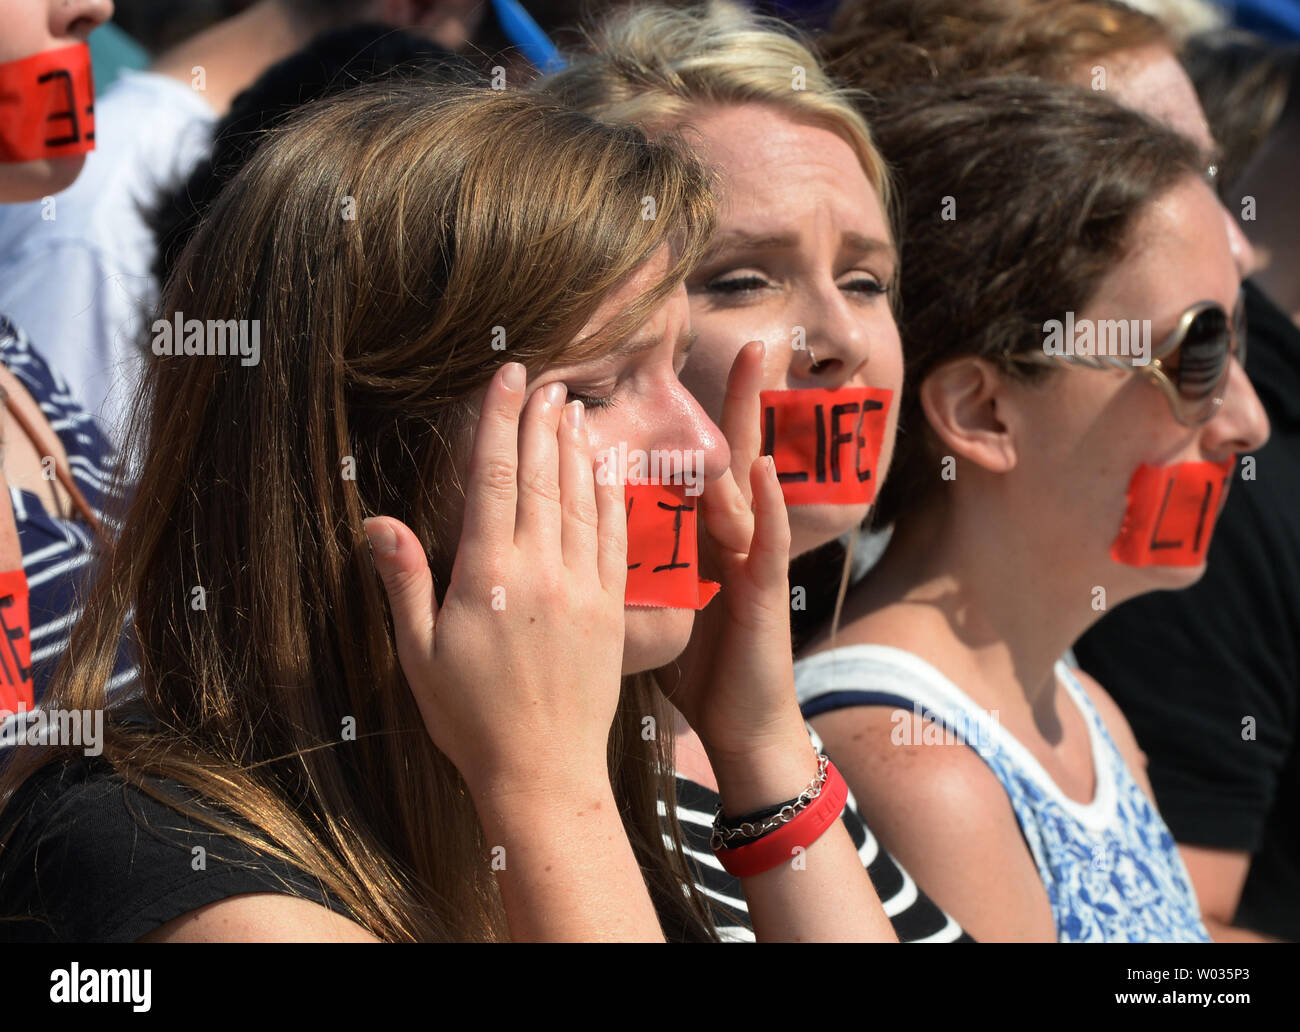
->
[[841, 275, 890, 296], [707, 274, 769, 295]]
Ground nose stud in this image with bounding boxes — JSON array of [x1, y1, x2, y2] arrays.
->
[[806, 345, 832, 375]]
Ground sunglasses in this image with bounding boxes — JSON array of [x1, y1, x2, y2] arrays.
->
[[1007, 290, 1247, 427]]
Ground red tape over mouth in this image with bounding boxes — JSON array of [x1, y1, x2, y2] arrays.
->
[[0, 570, 34, 713], [759, 387, 893, 506], [1110, 456, 1237, 567], [0, 43, 96, 163], [624, 482, 720, 610]]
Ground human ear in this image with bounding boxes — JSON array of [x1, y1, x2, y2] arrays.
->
[[917, 357, 1019, 476]]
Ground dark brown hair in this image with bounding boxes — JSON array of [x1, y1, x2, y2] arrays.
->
[[861, 77, 1202, 527], [0, 82, 720, 942], [819, 0, 1173, 89]]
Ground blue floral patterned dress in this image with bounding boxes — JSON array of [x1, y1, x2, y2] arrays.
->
[[795, 644, 1210, 942]]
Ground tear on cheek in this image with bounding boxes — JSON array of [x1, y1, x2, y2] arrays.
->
[[1110, 455, 1236, 567]]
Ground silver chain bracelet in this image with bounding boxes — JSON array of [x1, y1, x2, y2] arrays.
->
[[709, 753, 830, 851]]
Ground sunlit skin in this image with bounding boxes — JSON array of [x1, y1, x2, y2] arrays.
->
[[0, 0, 113, 203], [1001, 175, 1268, 599], [525, 247, 731, 674], [677, 103, 904, 559]]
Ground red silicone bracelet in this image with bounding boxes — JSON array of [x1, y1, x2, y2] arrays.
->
[[713, 761, 849, 879]]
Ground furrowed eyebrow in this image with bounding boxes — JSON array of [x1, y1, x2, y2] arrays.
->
[[700, 228, 899, 271], [610, 326, 697, 360], [700, 229, 799, 261], [841, 232, 899, 269]]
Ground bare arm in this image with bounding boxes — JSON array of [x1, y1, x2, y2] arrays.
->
[[1179, 844, 1284, 942], [810, 705, 1057, 942]]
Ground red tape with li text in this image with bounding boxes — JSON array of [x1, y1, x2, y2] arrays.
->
[[0, 43, 96, 163], [1110, 456, 1236, 567], [759, 387, 892, 506], [624, 482, 720, 610]]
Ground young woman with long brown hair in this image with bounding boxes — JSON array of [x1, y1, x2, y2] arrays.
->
[[0, 80, 891, 942]]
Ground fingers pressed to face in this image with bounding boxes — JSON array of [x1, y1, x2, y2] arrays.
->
[[722, 340, 766, 500], [557, 400, 599, 570], [515, 381, 567, 554], [459, 363, 526, 565], [699, 466, 755, 558], [593, 451, 628, 598], [746, 455, 792, 591]]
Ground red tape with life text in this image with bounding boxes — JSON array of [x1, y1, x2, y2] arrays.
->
[[759, 387, 892, 506]]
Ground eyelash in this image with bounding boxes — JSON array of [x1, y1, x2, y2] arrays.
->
[[568, 389, 618, 411], [707, 274, 891, 297]]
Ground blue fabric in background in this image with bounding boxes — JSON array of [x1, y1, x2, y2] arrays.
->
[[1223, 0, 1300, 41], [759, 0, 839, 30], [89, 22, 150, 93]]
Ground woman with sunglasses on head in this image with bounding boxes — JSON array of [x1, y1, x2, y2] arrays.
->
[[0, 78, 899, 942], [539, 0, 968, 941], [793, 77, 1268, 943]]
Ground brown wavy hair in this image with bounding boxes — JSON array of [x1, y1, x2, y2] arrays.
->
[[0, 82, 721, 941], [819, 0, 1172, 89]]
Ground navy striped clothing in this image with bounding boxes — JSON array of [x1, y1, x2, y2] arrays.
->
[[0, 316, 133, 706]]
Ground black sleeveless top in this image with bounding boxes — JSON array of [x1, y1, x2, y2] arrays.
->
[[0, 755, 352, 942]]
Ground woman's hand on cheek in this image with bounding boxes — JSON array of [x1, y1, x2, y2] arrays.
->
[[670, 342, 809, 767], [365, 364, 628, 804]]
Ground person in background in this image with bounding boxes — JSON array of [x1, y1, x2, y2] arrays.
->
[[147, 22, 476, 299], [0, 1, 126, 726], [822, 0, 1300, 943], [1224, 0, 1300, 43], [0, 0, 483, 441]]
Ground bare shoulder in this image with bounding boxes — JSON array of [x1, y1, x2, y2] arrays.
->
[[137, 893, 381, 943], [810, 705, 1056, 940]]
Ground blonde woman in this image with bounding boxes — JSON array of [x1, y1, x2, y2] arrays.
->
[[538, 0, 969, 941]]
